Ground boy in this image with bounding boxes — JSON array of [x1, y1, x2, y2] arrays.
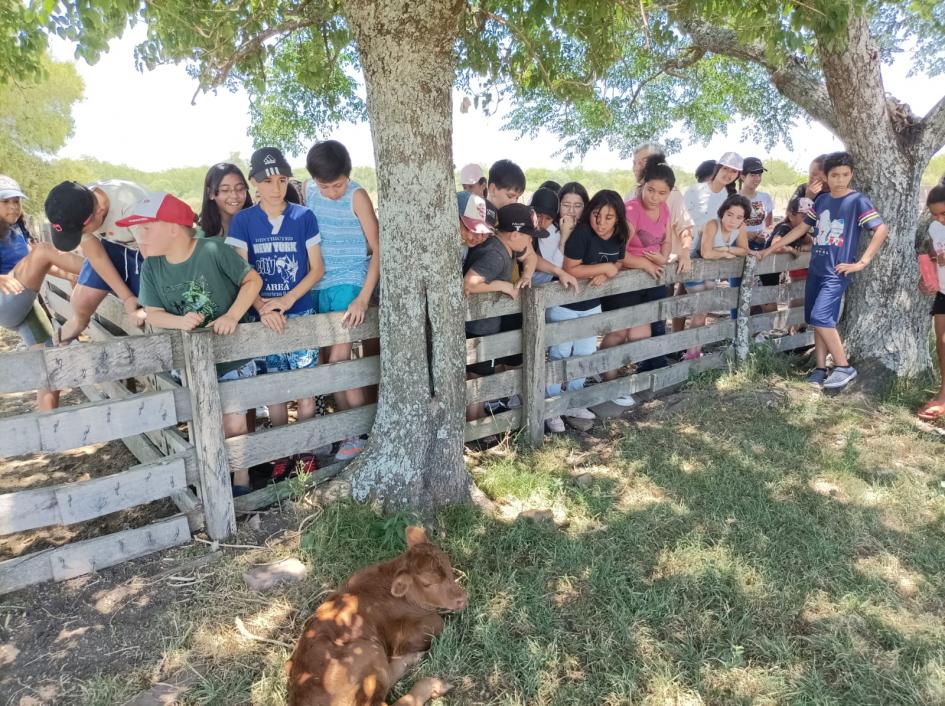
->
[[227, 147, 325, 475], [459, 163, 487, 199], [463, 203, 541, 420], [762, 151, 888, 391], [457, 190, 493, 262], [118, 192, 263, 496], [44, 179, 149, 342], [916, 184, 945, 420], [305, 140, 380, 461], [486, 159, 525, 208]]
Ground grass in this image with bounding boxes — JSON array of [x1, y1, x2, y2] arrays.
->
[[71, 362, 945, 706]]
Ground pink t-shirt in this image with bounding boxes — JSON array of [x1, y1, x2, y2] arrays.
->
[[624, 198, 670, 257]]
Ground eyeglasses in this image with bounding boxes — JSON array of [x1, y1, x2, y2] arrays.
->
[[217, 186, 248, 196]]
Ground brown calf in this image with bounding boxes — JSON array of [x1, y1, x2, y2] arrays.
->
[[286, 526, 467, 706]]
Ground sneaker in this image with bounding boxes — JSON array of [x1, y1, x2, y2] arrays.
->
[[483, 400, 507, 414], [255, 405, 270, 419], [612, 394, 637, 407], [271, 456, 291, 480], [506, 394, 522, 409], [546, 416, 566, 433], [564, 407, 596, 420], [823, 366, 857, 390], [806, 367, 828, 387], [335, 436, 365, 462]]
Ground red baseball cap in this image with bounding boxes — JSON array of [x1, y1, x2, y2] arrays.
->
[[115, 192, 196, 228]]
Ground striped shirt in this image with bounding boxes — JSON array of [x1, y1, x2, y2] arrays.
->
[[305, 180, 369, 290]]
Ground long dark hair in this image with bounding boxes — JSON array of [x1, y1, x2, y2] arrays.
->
[[199, 162, 252, 237], [710, 163, 739, 195], [640, 153, 676, 189], [556, 181, 589, 227], [581, 189, 630, 247]]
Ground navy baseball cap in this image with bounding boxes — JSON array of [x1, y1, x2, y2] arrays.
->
[[45, 181, 95, 251]]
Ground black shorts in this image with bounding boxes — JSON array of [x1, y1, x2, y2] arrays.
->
[[759, 272, 780, 288], [601, 284, 667, 311], [465, 313, 522, 376], [932, 292, 945, 316]]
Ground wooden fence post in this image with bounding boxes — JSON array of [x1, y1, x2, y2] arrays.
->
[[521, 286, 547, 447], [734, 255, 758, 362], [182, 329, 236, 539]]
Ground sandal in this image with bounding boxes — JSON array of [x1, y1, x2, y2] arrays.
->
[[917, 401, 945, 421]]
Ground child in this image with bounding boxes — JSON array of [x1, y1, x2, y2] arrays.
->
[[762, 151, 888, 390], [120, 192, 263, 496], [487, 159, 526, 209], [198, 162, 253, 238], [529, 187, 578, 290], [227, 147, 325, 476], [0, 176, 84, 410], [457, 190, 493, 262], [682, 194, 753, 359], [463, 203, 540, 421], [732, 157, 775, 316], [459, 164, 487, 199], [598, 157, 676, 389], [555, 190, 627, 426], [305, 140, 380, 461], [768, 197, 813, 319], [557, 182, 589, 246], [683, 152, 742, 236], [917, 185, 945, 419], [44, 179, 149, 342]]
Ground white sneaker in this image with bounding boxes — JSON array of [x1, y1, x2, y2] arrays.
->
[[613, 394, 637, 407], [546, 416, 565, 433], [564, 407, 595, 420], [506, 394, 522, 409], [255, 406, 270, 419]]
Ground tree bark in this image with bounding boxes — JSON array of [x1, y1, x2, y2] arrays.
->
[[816, 12, 930, 379], [341, 0, 470, 513]]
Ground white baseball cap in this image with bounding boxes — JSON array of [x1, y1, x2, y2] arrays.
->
[[717, 151, 744, 171], [459, 163, 485, 185], [0, 175, 26, 200]]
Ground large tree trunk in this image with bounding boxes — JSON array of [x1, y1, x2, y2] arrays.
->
[[341, 0, 470, 513], [817, 12, 931, 380]]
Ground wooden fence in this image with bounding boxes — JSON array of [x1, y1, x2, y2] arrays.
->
[[0, 251, 810, 593]]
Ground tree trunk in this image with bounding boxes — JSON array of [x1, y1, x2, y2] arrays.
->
[[816, 12, 931, 380], [341, 0, 470, 513]]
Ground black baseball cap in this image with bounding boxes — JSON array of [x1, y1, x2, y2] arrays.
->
[[496, 203, 549, 238], [45, 181, 96, 252], [249, 147, 293, 182], [742, 157, 767, 173], [530, 187, 559, 218]]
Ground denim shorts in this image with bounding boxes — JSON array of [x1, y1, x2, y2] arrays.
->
[[264, 309, 319, 372], [77, 239, 143, 294]]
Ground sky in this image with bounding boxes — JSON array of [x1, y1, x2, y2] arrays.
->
[[50, 26, 938, 175]]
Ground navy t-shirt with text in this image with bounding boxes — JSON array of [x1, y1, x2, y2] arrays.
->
[[803, 191, 883, 279], [226, 203, 321, 314]]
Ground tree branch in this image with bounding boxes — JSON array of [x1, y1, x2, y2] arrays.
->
[[681, 18, 839, 134], [921, 93, 945, 158]]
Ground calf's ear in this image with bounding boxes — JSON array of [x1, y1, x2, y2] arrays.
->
[[405, 525, 429, 547], [391, 573, 412, 598]]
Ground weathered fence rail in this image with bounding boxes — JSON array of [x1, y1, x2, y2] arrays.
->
[[0, 251, 811, 593]]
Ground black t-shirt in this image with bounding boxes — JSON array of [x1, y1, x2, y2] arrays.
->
[[563, 223, 624, 311], [464, 236, 514, 336]]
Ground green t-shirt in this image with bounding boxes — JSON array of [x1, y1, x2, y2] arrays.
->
[[139, 237, 252, 375]]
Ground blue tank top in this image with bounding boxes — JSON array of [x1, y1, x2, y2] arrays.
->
[[0, 224, 29, 275], [305, 180, 369, 290]]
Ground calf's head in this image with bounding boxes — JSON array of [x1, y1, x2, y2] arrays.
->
[[389, 526, 467, 612]]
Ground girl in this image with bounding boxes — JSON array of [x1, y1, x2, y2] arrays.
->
[[598, 156, 675, 404], [917, 184, 945, 420], [682, 194, 752, 359], [198, 162, 253, 238], [768, 197, 812, 319], [683, 151, 742, 235], [0, 176, 83, 410], [557, 181, 589, 248], [551, 190, 628, 429], [732, 157, 775, 315]]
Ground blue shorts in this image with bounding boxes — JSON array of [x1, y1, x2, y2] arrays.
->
[[264, 309, 319, 372], [77, 240, 143, 295], [218, 359, 257, 382], [683, 279, 717, 292], [313, 284, 362, 314], [805, 275, 849, 328]]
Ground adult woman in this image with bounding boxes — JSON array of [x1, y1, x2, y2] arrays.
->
[[0, 176, 83, 409], [197, 162, 253, 238]]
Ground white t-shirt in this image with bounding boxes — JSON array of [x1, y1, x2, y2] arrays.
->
[[683, 182, 728, 235], [929, 220, 945, 293], [533, 223, 563, 285], [91, 179, 148, 249], [742, 191, 773, 236]]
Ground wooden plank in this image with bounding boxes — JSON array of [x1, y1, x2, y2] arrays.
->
[[0, 390, 177, 458], [546, 320, 736, 384], [218, 356, 380, 414], [466, 369, 521, 405], [0, 350, 48, 393], [771, 330, 815, 352], [754, 251, 810, 275], [465, 329, 521, 364], [182, 330, 235, 540], [650, 351, 728, 392], [749, 307, 805, 334], [33, 326, 174, 389], [44, 275, 146, 340], [0, 457, 186, 535], [464, 409, 522, 442], [520, 286, 547, 446], [750, 280, 805, 307], [545, 374, 654, 419], [465, 291, 521, 322], [0, 514, 191, 595], [226, 405, 377, 470], [232, 461, 346, 513], [212, 310, 379, 364]]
